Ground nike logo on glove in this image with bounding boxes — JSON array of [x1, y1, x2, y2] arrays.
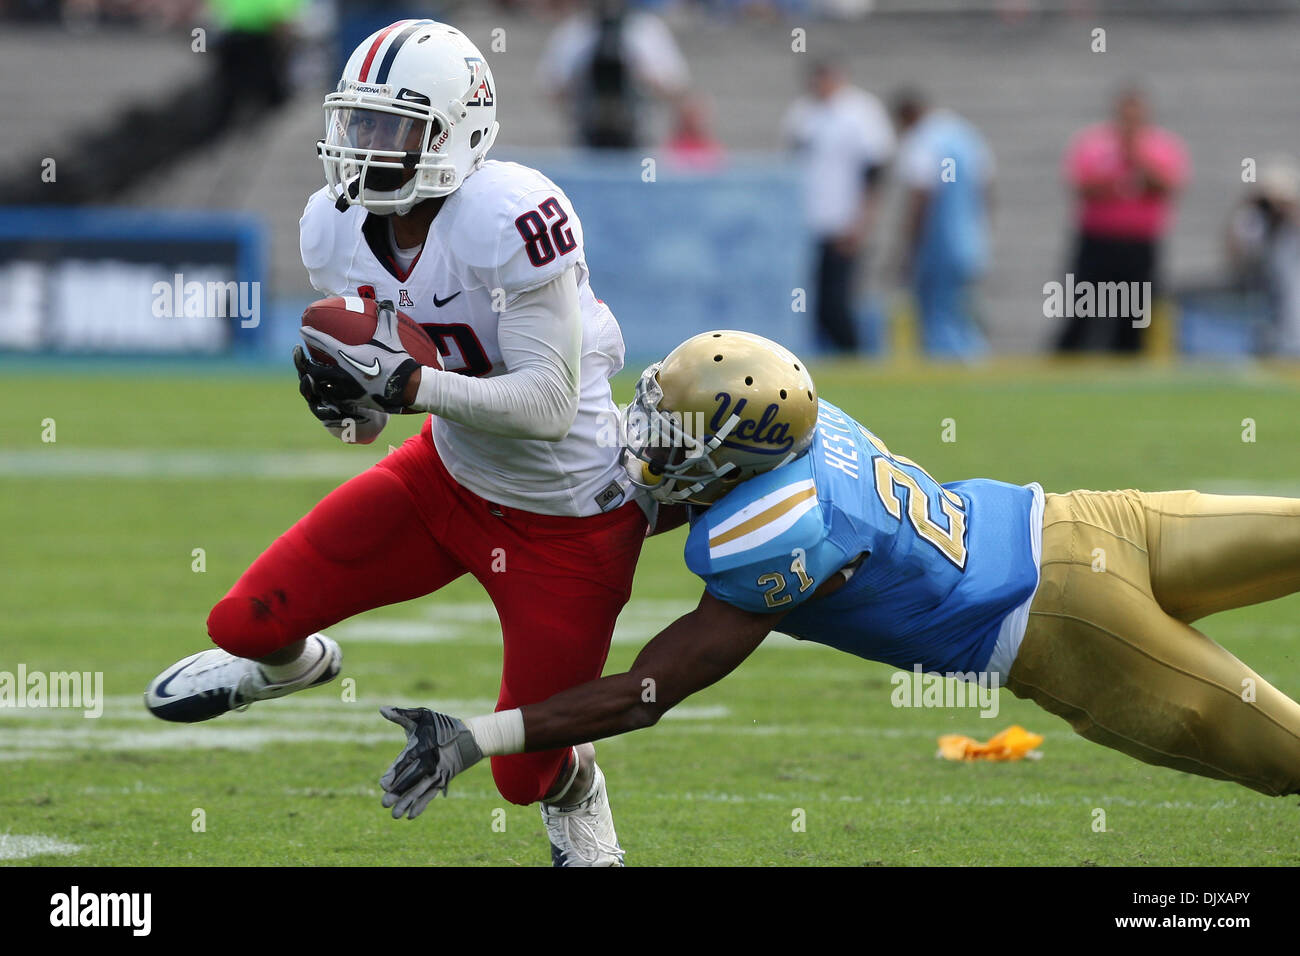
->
[[432, 291, 461, 308], [338, 350, 382, 377]]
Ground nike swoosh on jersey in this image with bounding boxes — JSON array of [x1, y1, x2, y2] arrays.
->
[[338, 350, 381, 377], [708, 478, 818, 560], [432, 291, 462, 307]]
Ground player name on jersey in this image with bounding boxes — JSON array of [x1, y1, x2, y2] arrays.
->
[[685, 401, 1043, 677]]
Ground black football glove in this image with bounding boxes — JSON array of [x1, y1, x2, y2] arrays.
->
[[378, 706, 484, 820], [293, 344, 365, 422]]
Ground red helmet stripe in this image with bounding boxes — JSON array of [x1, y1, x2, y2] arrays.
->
[[357, 22, 404, 82]]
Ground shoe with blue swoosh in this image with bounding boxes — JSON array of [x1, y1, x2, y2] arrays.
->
[[144, 634, 342, 723]]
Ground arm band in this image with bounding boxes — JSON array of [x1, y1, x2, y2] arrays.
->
[[464, 708, 527, 756]]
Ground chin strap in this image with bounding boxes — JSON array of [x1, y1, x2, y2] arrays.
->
[[335, 177, 360, 212]]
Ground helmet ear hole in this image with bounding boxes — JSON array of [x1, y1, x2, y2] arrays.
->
[[469, 129, 481, 148]]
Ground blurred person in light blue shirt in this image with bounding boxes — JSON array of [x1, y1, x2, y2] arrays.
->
[[891, 89, 993, 359]]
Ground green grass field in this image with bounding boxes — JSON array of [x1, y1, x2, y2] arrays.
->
[[3, 359, 1299, 866]]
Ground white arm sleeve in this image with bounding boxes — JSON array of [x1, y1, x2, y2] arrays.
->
[[410, 269, 582, 442]]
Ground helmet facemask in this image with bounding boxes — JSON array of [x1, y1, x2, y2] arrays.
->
[[621, 364, 745, 506], [320, 92, 461, 215]]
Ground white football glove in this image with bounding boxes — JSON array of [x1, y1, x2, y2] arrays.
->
[[379, 706, 484, 820], [300, 299, 420, 414]]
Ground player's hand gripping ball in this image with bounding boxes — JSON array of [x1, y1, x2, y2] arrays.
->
[[298, 296, 442, 414]]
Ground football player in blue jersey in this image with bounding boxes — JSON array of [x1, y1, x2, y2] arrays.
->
[[376, 330, 1300, 820]]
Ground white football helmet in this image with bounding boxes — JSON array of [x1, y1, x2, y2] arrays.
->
[[319, 19, 500, 215]]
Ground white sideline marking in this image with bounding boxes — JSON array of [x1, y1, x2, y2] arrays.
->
[[333, 603, 500, 644], [659, 705, 730, 721], [0, 695, 502, 722], [329, 599, 809, 649], [0, 718, 1037, 759], [0, 695, 732, 758], [0, 725, 399, 752], [0, 834, 82, 860], [356, 785, 1268, 813], [0, 449, 375, 480], [640, 792, 1263, 811]]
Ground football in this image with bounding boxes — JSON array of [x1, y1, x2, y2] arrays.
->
[[300, 295, 443, 370]]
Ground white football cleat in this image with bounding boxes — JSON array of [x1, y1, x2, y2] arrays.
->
[[541, 764, 625, 867], [144, 634, 341, 723]]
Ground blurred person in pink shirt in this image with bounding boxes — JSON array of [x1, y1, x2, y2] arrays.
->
[[665, 98, 726, 172], [1056, 86, 1189, 353]]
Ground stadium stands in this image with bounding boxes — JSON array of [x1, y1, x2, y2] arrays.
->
[[6, 7, 1300, 354]]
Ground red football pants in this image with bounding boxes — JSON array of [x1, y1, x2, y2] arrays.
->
[[207, 419, 647, 805]]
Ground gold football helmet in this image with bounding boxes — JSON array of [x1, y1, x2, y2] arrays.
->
[[623, 331, 819, 505]]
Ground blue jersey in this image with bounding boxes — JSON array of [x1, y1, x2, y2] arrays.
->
[[683, 401, 1041, 675]]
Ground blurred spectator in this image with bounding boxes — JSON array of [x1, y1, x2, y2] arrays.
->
[[12, 0, 205, 27], [892, 88, 993, 359], [536, 0, 689, 149], [1226, 155, 1300, 356], [783, 59, 893, 353], [208, 0, 303, 134], [1056, 85, 1189, 352], [664, 97, 726, 170]]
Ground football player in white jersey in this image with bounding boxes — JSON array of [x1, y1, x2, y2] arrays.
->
[[143, 19, 648, 866]]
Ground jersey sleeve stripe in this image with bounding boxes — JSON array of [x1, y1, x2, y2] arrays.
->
[[708, 478, 815, 539], [709, 493, 819, 560], [709, 483, 816, 551]]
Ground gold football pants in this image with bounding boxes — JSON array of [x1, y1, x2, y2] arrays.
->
[[1005, 490, 1300, 796]]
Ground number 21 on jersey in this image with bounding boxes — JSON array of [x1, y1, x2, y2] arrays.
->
[[757, 547, 816, 609]]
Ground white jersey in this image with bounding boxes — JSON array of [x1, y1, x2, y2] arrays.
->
[[783, 86, 895, 237], [300, 160, 631, 517]]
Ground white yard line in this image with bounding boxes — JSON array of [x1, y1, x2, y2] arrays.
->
[[0, 834, 83, 860], [0, 449, 376, 480], [329, 598, 809, 648]]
